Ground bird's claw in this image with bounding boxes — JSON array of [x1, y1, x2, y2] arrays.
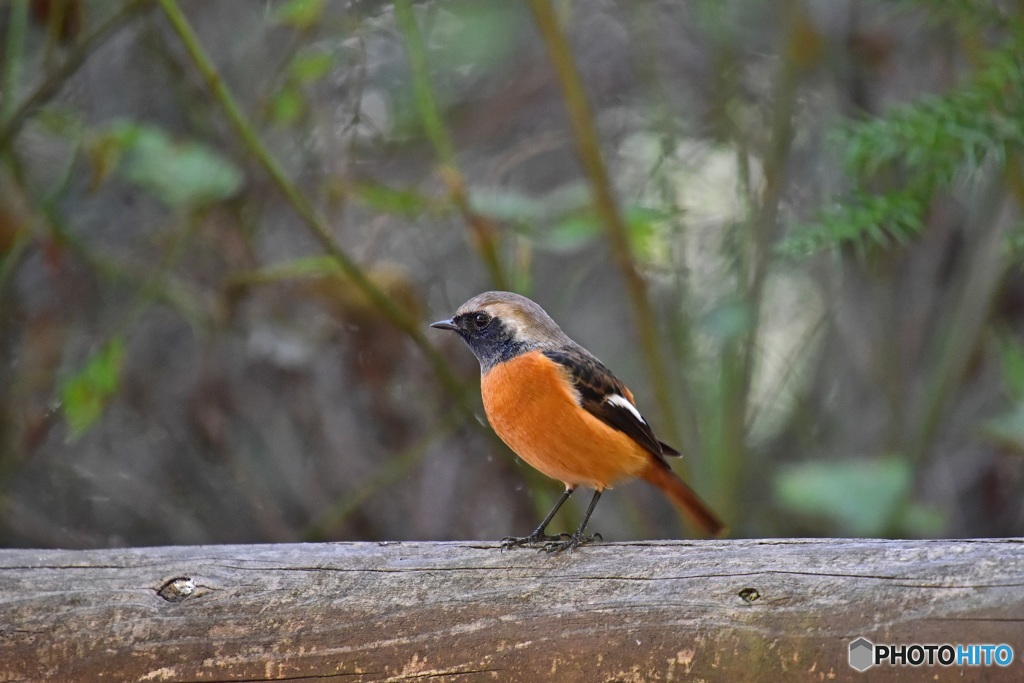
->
[[500, 528, 604, 552], [500, 532, 569, 550], [539, 531, 603, 553]]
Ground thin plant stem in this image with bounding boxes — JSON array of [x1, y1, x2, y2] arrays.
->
[[527, 0, 680, 446], [624, 2, 704, 459], [716, 0, 806, 523], [392, 0, 509, 290], [156, 0, 474, 412], [1, 0, 30, 125], [0, 0, 154, 151], [303, 406, 465, 541]]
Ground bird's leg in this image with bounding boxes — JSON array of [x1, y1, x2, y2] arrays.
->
[[542, 490, 604, 553], [501, 487, 575, 549]]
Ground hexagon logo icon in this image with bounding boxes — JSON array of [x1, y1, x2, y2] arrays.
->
[[849, 637, 875, 672]]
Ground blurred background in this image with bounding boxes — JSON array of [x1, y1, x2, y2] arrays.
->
[[1, 0, 1022, 548]]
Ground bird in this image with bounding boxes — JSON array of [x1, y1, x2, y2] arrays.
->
[[431, 291, 725, 552]]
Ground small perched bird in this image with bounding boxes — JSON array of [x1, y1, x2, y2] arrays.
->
[[431, 291, 725, 551]]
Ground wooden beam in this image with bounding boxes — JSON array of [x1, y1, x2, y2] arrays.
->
[[1, 539, 1022, 681]]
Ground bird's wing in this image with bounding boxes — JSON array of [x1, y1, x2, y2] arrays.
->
[[543, 348, 671, 459]]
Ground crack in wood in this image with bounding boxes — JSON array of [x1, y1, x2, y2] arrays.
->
[[386, 668, 504, 680]]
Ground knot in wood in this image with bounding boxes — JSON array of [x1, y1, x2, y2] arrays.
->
[[158, 577, 196, 602]]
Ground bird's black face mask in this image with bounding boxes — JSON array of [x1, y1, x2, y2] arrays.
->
[[436, 311, 529, 371]]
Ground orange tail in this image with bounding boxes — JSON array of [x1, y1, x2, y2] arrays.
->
[[641, 462, 726, 537]]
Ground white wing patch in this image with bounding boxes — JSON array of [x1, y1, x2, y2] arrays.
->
[[606, 393, 646, 425]]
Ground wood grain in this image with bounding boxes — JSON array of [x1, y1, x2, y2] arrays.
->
[[1, 539, 1022, 681]]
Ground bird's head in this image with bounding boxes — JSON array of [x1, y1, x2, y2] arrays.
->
[[430, 291, 569, 370]]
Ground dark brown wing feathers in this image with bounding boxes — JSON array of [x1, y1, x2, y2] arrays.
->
[[542, 348, 676, 459], [542, 346, 723, 537], [658, 440, 680, 456]]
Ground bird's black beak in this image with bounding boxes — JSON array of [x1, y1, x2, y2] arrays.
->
[[430, 319, 458, 331]]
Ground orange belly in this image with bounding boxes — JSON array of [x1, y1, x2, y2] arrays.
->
[[480, 350, 651, 489]]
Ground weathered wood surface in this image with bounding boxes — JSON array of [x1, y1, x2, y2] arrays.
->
[[0, 539, 1022, 682]]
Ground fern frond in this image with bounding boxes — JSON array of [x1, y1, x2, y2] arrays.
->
[[782, 45, 1024, 256]]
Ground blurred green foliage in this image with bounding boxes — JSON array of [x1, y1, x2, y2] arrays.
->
[[774, 1, 1024, 534], [59, 338, 124, 440], [269, 50, 336, 127], [776, 456, 943, 537], [1, 0, 1023, 548], [88, 122, 244, 209], [272, 0, 327, 30], [784, 44, 1024, 256], [982, 333, 1024, 454]]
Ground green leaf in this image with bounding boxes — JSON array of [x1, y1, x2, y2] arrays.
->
[[351, 182, 433, 217], [272, 0, 325, 29], [233, 256, 342, 286], [531, 204, 675, 254], [427, 3, 523, 77], [775, 456, 912, 536], [541, 212, 601, 252], [34, 107, 83, 137], [468, 189, 547, 223], [623, 204, 673, 257], [60, 339, 125, 440], [290, 51, 334, 83], [270, 87, 305, 126], [981, 402, 1024, 454], [997, 333, 1024, 399], [99, 122, 244, 209]]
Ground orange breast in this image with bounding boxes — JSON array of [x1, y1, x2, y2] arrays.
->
[[480, 350, 651, 489]]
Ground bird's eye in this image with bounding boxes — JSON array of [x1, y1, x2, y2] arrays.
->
[[472, 312, 491, 329]]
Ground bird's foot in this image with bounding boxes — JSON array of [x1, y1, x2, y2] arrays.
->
[[500, 531, 570, 550], [540, 531, 603, 553]]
